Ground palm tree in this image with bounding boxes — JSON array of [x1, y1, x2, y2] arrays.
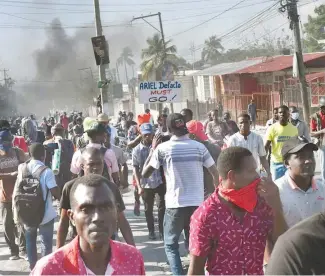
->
[[201, 35, 224, 65], [117, 47, 135, 84], [141, 33, 178, 80]]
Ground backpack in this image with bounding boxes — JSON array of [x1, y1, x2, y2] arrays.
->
[[79, 146, 111, 181], [13, 162, 48, 227]]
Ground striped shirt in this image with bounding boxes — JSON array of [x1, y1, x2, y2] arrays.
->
[[132, 143, 162, 189], [227, 131, 266, 169], [149, 135, 215, 208]]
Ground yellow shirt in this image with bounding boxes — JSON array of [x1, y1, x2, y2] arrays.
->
[[266, 122, 298, 163]]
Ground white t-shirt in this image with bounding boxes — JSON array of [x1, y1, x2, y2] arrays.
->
[[149, 135, 215, 208], [227, 131, 266, 169]]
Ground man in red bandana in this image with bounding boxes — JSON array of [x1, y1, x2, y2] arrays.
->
[[188, 146, 287, 275]]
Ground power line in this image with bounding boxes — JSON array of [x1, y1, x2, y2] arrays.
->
[[167, 0, 249, 38], [0, 0, 268, 6], [0, 2, 277, 30], [191, 2, 279, 51], [0, 0, 275, 14]]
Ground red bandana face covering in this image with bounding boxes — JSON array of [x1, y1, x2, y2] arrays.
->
[[219, 178, 261, 212]]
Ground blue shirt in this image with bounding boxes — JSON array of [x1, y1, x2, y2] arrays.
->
[[132, 143, 162, 189], [26, 159, 57, 225]]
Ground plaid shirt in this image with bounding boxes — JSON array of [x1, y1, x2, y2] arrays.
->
[[132, 143, 162, 189]]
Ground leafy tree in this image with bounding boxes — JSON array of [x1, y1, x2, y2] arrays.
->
[[201, 35, 224, 65], [304, 4, 325, 52], [141, 33, 178, 80], [117, 47, 135, 83]]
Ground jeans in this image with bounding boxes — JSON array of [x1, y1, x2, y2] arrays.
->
[[319, 146, 325, 181], [25, 219, 54, 270], [142, 184, 166, 235], [0, 202, 26, 256], [164, 206, 197, 275], [270, 162, 287, 181]]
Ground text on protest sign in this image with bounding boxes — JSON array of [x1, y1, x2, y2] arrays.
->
[[138, 81, 182, 104]]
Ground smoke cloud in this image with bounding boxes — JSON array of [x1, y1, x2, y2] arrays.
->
[[16, 17, 147, 116]]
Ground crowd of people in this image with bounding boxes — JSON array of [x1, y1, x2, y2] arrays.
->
[[0, 100, 325, 275]]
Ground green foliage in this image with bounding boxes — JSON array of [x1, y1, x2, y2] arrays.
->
[[201, 35, 224, 65], [140, 33, 178, 80], [117, 47, 135, 83], [303, 4, 325, 53]]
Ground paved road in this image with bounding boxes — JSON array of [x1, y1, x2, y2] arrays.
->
[[0, 128, 320, 275], [0, 184, 189, 275]]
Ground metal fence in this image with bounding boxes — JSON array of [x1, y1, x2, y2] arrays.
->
[[187, 92, 277, 126]]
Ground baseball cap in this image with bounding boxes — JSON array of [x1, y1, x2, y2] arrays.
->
[[97, 113, 110, 123], [140, 123, 153, 135], [282, 136, 318, 156], [167, 113, 188, 135], [85, 121, 107, 134], [186, 120, 208, 141]]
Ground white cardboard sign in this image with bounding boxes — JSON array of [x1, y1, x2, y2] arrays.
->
[[138, 81, 182, 104]]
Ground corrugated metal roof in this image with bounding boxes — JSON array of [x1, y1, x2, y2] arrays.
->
[[190, 59, 263, 76], [306, 71, 325, 82], [235, 53, 325, 74]]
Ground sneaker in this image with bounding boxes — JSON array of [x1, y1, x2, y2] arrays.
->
[[149, 232, 157, 240], [134, 202, 140, 216], [9, 255, 20, 260], [19, 251, 28, 261]]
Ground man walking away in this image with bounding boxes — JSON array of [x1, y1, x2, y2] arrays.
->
[[142, 113, 218, 275], [290, 106, 311, 141], [265, 105, 298, 180], [133, 123, 165, 240], [180, 108, 193, 123], [248, 99, 257, 129], [311, 97, 325, 181], [0, 125, 27, 260], [16, 143, 60, 270], [187, 120, 221, 197], [44, 124, 74, 190]]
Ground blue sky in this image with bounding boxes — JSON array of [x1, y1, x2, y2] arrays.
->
[[0, 0, 322, 82]]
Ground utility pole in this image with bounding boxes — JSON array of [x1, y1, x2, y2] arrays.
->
[[132, 13, 173, 113], [190, 43, 196, 70], [94, 0, 109, 114], [280, 0, 310, 123], [2, 69, 8, 88]]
